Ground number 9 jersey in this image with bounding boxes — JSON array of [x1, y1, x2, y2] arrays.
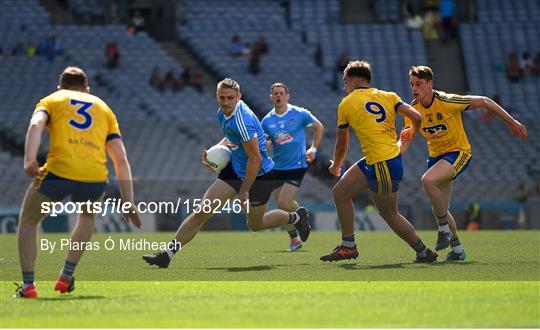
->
[[33, 89, 121, 182], [337, 87, 403, 165]]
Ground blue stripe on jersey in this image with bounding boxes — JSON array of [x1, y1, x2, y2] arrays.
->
[[261, 104, 316, 171], [217, 100, 273, 178]]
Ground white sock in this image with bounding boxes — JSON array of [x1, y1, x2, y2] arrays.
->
[[439, 224, 450, 233], [452, 244, 464, 253]]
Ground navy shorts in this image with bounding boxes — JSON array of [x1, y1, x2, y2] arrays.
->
[[427, 151, 472, 180], [218, 163, 274, 206], [36, 172, 107, 202], [357, 154, 403, 195], [273, 168, 307, 188]]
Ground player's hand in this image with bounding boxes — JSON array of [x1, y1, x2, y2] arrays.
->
[[306, 146, 317, 163], [399, 127, 415, 142], [24, 160, 42, 178], [508, 119, 528, 140], [122, 203, 142, 228], [238, 189, 249, 211], [328, 160, 341, 177], [201, 149, 215, 172]]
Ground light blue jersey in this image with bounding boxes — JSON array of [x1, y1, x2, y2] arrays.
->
[[261, 104, 316, 170], [217, 100, 273, 178]]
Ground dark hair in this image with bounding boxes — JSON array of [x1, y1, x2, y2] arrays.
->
[[409, 65, 433, 81], [270, 82, 289, 94], [343, 60, 372, 83], [59, 66, 88, 90]]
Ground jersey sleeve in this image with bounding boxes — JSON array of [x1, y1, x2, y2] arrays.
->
[[33, 97, 51, 119], [260, 117, 270, 137], [106, 106, 121, 141], [236, 112, 258, 142], [337, 101, 349, 129], [299, 108, 316, 127], [441, 93, 471, 113], [389, 92, 404, 112]]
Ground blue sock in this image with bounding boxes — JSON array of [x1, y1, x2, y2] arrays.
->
[[61, 260, 77, 280], [22, 271, 34, 290], [342, 235, 355, 248]]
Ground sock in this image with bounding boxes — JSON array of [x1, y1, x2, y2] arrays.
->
[[287, 212, 300, 225], [61, 260, 77, 280], [165, 239, 181, 259], [450, 236, 464, 253], [22, 271, 34, 290], [341, 235, 356, 248], [437, 214, 450, 233], [287, 229, 298, 240], [411, 239, 428, 257]]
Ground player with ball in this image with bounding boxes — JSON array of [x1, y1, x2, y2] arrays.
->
[[143, 78, 310, 268]]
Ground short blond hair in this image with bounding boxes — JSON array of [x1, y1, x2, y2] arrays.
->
[[343, 60, 372, 83], [217, 78, 240, 93], [59, 66, 88, 90]]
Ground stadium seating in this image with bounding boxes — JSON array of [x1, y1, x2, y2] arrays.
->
[[1, 0, 538, 211]]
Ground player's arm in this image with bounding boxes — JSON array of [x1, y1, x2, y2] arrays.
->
[[329, 126, 349, 176], [24, 111, 48, 178], [106, 138, 141, 228], [397, 103, 422, 154], [468, 95, 527, 139], [239, 137, 262, 205], [306, 118, 324, 163], [202, 138, 228, 171]]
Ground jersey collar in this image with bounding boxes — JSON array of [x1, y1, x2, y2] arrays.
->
[[271, 104, 292, 118], [223, 100, 242, 119]]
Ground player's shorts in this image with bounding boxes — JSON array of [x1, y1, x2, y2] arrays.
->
[[218, 163, 274, 207], [36, 171, 107, 202], [273, 168, 307, 188], [357, 154, 403, 195], [427, 151, 472, 180]]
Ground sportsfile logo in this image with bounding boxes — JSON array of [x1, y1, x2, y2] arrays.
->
[[40, 197, 248, 217]]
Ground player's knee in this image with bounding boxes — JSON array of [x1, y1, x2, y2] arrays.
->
[[421, 174, 437, 191], [332, 185, 346, 201]]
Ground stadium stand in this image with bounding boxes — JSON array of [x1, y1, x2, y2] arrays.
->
[[1, 0, 538, 215]]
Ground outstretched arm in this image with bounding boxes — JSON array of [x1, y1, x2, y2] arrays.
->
[[468, 96, 528, 139]]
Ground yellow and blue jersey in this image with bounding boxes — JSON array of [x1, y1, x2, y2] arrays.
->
[[405, 90, 471, 158], [33, 89, 121, 182], [337, 87, 403, 165]]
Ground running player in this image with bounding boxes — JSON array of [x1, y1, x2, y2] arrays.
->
[[142, 78, 310, 268], [320, 60, 437, 263], [262, 82, 324, 251], [14, 67, 140, 298], [399, 66, 527, 260]]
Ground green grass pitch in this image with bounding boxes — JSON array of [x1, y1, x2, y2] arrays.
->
[[1, 231, 539, 327]]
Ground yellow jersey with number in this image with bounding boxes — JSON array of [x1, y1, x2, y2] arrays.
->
[[404, 90, 471, 157], [337, 87, 404, 164], [33, 89, 121, 181]]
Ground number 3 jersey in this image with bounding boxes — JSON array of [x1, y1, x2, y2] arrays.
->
[[337, 87, 404, 165], [404, 90, 471, 158], [33, 89, 121, 181]]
